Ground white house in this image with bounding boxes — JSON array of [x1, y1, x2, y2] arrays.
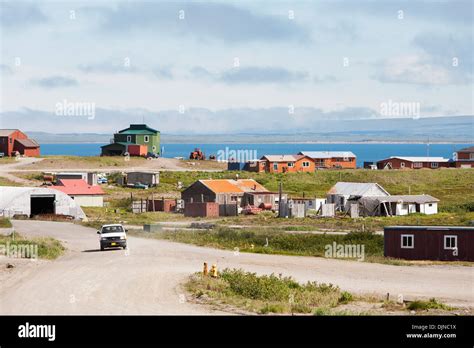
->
[[359, 195, 439, 216], [52, 179, 105, 207]]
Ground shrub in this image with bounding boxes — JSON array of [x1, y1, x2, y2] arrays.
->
[[407, 298, 453, 311]]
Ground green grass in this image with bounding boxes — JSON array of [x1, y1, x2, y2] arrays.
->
[[407, 298, 454, 311], [130, 227, 384, 258], [0, 218, 12, 228], [185, 268, 348, 314], [0, 233, 65, 260], [160, 168, 474, 211]]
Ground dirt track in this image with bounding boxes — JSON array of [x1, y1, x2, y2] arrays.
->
[[0, 220, 472, 314]]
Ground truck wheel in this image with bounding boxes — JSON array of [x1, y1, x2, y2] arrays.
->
[[100, 246, 104, 251]]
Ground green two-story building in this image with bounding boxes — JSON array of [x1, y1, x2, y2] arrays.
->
[[101, 124, 160, 156]]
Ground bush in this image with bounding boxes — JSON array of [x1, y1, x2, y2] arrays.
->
[[338, 291, 353, 304], [407, 298, 453, 311]]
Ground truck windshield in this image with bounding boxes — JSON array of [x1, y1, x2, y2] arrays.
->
[[101, 226, 124, 233]]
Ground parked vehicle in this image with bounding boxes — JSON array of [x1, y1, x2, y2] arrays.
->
[[146, 152, 159, 159], [133, 182, 149, 189], [97, 177, 108, 184], [97, 224, 127, 250]]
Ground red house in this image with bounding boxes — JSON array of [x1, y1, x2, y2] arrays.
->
[[377, 156, 450, 169], [454, 146, 474, 168], [0, 129, 40, 157]]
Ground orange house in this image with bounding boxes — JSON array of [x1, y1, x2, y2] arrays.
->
[[0, 129, 40, 157], [298, 151, 356, 169], [259, 155, 315, 173]]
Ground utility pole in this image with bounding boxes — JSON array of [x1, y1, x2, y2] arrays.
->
[[278, 181, 282, 218]]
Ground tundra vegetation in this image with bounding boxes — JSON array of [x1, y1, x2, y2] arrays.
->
[[185, 269, 457, 315]]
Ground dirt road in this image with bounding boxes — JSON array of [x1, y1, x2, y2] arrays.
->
[[0, 220, 472, 314]]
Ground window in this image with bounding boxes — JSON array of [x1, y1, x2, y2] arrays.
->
[[470, 153, 474, 160], [230, 195, 238, 202], [144, 135, 149, 143], [273, 163, 278, 171], [9, 138, 12, 144], [428, 203, 432, 207], [401, 234, 414, 249], [414, 162, 423, 168], [302, 161, 310, 167], [152, 146, 156, 151], [431, 162, 439, 168], [287, 162, 294, 167], [444, 235, 457, 250], [127, 135, 131, 142], [400, 162, 405, 168]]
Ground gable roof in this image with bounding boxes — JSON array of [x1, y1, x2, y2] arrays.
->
[[261, 155, 298, 162], [53, 179, 105, 196], [199, 179, 268, 194], [457, 146, 474, 153], [328, 182, 390, 196], [381, 156, 449, 163], [118, 124, 159, 135], [0, 129, 19, 137], [299, 151, 356, 159], [361, 194, 439, 204], [15, 138, 40, 148]]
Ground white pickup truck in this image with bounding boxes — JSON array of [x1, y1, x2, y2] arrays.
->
[[97, 224, 127, 251]]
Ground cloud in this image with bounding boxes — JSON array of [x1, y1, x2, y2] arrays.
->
[[78, 61, 140, 74], [373, 55, 471, 85], [413, 32, 473, 75], [152, 66, 173, 80], [31, 76, 79, 88], [0, 2, 47, 28], [90, 2, 309, 42], [313, 75, 339, 84], [189, 66, 308, 84], [0, 64, 13, 75], [322, 1, 473, 25]]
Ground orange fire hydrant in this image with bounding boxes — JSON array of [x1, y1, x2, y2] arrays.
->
[[210, 264, 218, 278], [203, 262, 208, 276]]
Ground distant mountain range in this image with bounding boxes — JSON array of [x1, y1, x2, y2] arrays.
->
[[23, 115, 473, 143]]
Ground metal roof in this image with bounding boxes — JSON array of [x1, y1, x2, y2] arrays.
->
[[261, 155, 298, 162], [385, 226, 474, 231], [361, 194, 439, 204], [200, 179, 268, 194], [385, 156, 449, 162], [15, 138, 39, 148], [328, 182, 389, 196], [457, 146, 474, 152], [0, 129, 18, 136], [299, 151, 356, 159], [53, 179, 105, 196], [118, 124, 159, 135]]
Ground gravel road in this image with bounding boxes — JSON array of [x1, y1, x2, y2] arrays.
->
[[0, 220, 472, 314]]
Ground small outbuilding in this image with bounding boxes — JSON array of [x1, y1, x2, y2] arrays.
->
[[0, 186, 86, 220], [384, 226, 474, 261], [127, 172, 159, 187], [359, 194, 439, 216], [327, 182, 390, 211], [52, 179, 105, 207]]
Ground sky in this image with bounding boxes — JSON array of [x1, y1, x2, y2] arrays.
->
[[0, 0, 473, 134]]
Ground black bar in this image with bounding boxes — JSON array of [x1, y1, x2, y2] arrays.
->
[[0, 315, 472, 346]]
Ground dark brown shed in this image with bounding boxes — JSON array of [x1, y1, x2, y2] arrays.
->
[[384, 226, 474, 261]]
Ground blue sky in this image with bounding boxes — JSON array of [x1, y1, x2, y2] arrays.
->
[[0, 0, 472, 133]]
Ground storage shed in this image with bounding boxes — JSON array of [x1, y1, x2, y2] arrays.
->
[[327, 182, 389, 211], [384, 226, 474, 261], [358, 195, 439, 216], [0, 186, 86, 220]]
